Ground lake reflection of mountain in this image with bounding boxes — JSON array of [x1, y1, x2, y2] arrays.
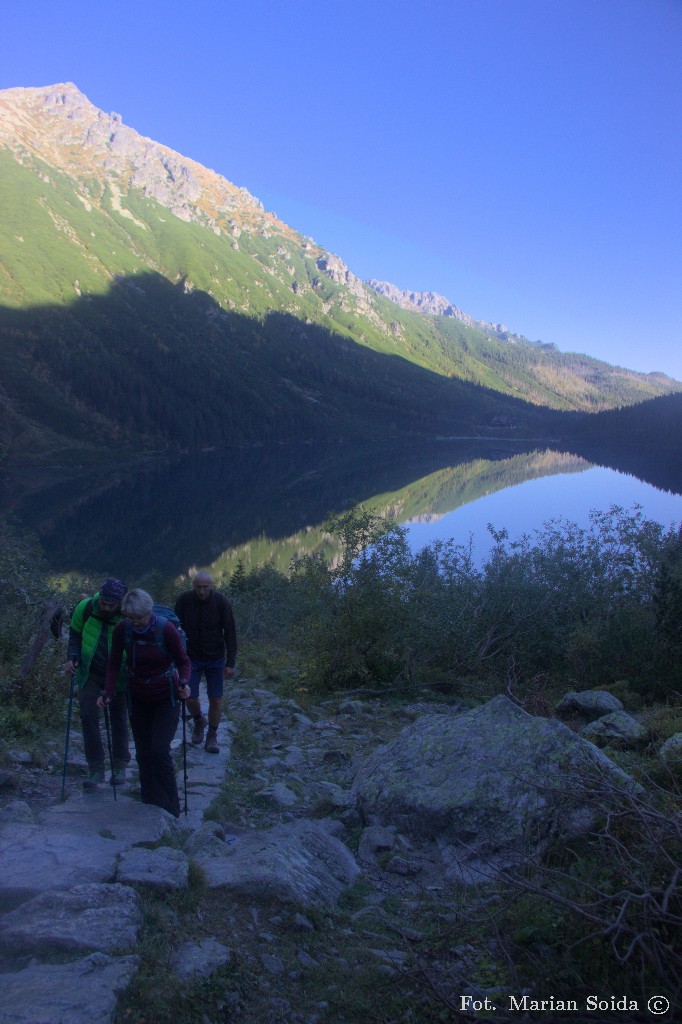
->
[[209, 450, 591, 579], [0, 440, 677, 584]]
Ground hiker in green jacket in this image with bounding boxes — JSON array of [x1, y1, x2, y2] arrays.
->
[[65, 578, 130, 789]]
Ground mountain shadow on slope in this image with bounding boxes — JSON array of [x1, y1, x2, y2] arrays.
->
[[0, 272, 562, 460]]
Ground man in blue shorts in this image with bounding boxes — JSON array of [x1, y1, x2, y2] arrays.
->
[[174, 572, 237, 753]]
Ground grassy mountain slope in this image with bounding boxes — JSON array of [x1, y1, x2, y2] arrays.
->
[[0, 83, 679, 460]]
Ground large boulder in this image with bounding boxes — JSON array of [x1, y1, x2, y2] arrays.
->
[[582, 710, 647, 748], [192, 819, 360, 908], [0, 824, 120, 909], [0, 883, 143, 955], [658, 732, 682, 765], [39, 792, 181, 846], [555, 689, 623, 721], [352, 694, 631, 885], [0, 952, 139, 1024], [116, 846, 189, 891]]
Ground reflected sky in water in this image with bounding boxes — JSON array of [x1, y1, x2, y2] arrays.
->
[[405, 465, 682, 563]]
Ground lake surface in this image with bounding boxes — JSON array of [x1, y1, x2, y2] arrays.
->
[[2, 439, 681, 586], [406, 463, 682, 563]]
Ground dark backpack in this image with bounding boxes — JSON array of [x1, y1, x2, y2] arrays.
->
[[124, 604, 188, 699], [152, 604, 188, 654]]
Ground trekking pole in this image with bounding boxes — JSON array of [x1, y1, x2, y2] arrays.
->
[[102, 697, 117, 802], [181, 698, 188, 815], [61, 669, 76, 802]]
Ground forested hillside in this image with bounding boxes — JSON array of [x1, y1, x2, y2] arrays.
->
[[560, 392, 682, 492]]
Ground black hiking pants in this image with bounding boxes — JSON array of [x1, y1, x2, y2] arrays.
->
[[129, 697, 181, 818], [78, 675, 130, 772]]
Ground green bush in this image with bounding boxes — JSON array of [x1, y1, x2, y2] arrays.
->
[[495, 764, 682, 1009], [225, 559, 297, 643], [5, 504, 680, 727], [290, 509, 414, 691], [0, 523, 85, 739], [470, 506, 670, 692], [0, 524, 50, 665], [224, 505, 682, 700]]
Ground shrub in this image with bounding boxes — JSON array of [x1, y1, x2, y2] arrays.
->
[[0, 524, 51, 665], [224, 559, 296, 643], [277, 505, 682, 698], [290, 509, 414, 691], [0, 523, 85, 739], [490, 763, 682, 1011]]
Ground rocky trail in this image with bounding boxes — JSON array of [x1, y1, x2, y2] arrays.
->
[[0, 681, 476, 1024], [1, 680, 675, 1024]]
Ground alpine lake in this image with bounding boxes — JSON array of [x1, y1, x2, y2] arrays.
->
[[2, 437, 682, 590]]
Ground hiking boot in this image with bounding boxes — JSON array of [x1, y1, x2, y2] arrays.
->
[[109, 767, 126, 786], [83, 768, 105, 790], [191, 715, 207, 745], [204, 729, 219, 754]]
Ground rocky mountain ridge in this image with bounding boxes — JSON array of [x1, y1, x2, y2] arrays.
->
[[1, 84, 513, 340], [1, 83, 273, 236], [0, 81, 649, 366], [366, 279, 525, 342], [0, 82, 380, 322]]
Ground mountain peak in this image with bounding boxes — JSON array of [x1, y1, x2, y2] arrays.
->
[[0, 82, 100, 127], [0, 81, 280, 235]]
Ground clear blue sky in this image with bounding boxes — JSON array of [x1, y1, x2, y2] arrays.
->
[[2, 0, 681, 378]]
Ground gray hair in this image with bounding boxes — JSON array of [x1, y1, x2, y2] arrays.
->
[[121, 588, 154, 618]]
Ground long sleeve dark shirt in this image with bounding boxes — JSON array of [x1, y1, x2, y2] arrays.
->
[[174, 590, 237, 666]]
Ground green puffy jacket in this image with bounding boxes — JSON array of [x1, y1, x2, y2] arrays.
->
[[67, 593, 127, 692]]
